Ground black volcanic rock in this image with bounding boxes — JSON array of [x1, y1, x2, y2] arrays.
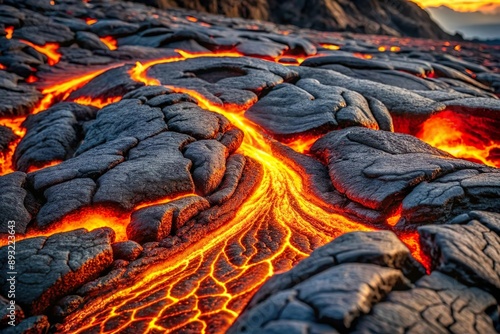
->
[[311, 127, 500, 225], [230, 230, 499, 334], [0, 228, 115, 314], [0, 172, 31, 234], [137, 0, 453, 40], [419, 221, 500, 296]]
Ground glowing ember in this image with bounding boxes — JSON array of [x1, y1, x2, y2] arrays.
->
[[398, 231, 431, 273], [33, 65, 122, 114], [99, 36, 117, 50], [417, 110, 500, 168], [86, 18, 97, 25], [186, 16, 198, 22], [284, 134, 324, 154], [0, 206, 129, 247], [21, 40, 61, 66], [27, 160, 62, 173], [5, 26, 13, 39], [134, 193, 198, 210], [0, 117, 26, 176], [26, 75, 38, 83], [0, 64, 5, 70], [320, 43, 340, 50], [72, 96, 121, 108]]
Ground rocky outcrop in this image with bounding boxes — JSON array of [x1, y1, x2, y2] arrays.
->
[[138, 0, 454, 40]]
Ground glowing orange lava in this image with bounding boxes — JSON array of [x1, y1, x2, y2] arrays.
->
[[86, 18, 97, 25], [284, 134, 325, 154], [320, 43, 340, 50], [186, 16, 198, 22], [72, 96, 121, 108], [27, 160, 63, 173], [5, 26, 13, 39], [417, 110, 500, 168], [0, 48, 435, 333], [58, 58, 432, 334], [399, 231, 431, 273], [0, 206, 129, 247], [21, 40, 61, 66], [99, 36, 117, 50], [33, 65, 122, 114], [0, 117, 26, 176], [26, 75, 38, 83]]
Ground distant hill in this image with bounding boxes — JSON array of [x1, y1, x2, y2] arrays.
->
[[426, 6, 500, 40], [134, 0, 455, 40]]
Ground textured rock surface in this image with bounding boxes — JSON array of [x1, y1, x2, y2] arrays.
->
[[0, 228, 114, 314], [0, 0, 499, 332], [230, 230, 499, 334], [138, 0, 453, 40], [311, 128, 500, 225]]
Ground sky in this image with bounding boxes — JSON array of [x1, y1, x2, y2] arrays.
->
[[411, 0, 500, 13]]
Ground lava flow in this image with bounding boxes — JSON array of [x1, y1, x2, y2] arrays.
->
[[58, 57, 429, 334], [417, 110, 500, 168], [21, 40, 61, 66]]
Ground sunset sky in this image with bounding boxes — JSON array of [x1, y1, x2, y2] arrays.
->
[[411, 0, 500, 13]]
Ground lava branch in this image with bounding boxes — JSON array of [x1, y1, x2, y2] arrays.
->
[[58, 57, 429, 333]]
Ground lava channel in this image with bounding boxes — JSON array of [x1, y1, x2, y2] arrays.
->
[[57, 58, 428, 334]]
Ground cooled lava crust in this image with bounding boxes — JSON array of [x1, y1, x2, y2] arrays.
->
[[0, 1, 499, 333]]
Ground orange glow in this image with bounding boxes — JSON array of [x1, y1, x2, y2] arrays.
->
[[72, 96, 121, 108], [5, 26, 13, 39], [33, 65, 121, 114], [398, 231, 431, 273], [21, 40, 61, 66], [320, 43, 340, 50], [390, 46, 401, 52], [284, 134, 324, 154], [386, 209, 402, 227], [411, 0, 500, 12], [378, 46, 387, 52], [129, 50, 245, 86], [99, 36, 117, 50], [27, 160, 62, 173], [26, 75, 38, 83], [186, 16, 198, 22], [454, 45, 462, 51], [0, 117, 26, 176], [0, 206, 129, 247], [134, 193, 197, 210], [0, 139, 19, 176], [86, 18, 97, 25], [0, 64, 5, 70], [60, 58, 384, 334], [0, 49, 435, 332], [417, 111, 500, 168]]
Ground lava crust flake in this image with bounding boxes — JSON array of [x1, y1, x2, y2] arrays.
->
[[0, 0, 500, 333]]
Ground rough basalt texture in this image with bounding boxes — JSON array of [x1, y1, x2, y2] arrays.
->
[[230, 229, 500, 334], [0, 228, 115, 315], [0, 0, 500, 332], [311, 128, 500, 225], [137, 0, 453, 40]]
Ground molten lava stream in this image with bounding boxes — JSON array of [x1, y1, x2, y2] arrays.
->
[[61, 84, 376, 333], [417, 110, 500, 168], [59, 57, 436, 333], [0, 117, 26, 175]]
